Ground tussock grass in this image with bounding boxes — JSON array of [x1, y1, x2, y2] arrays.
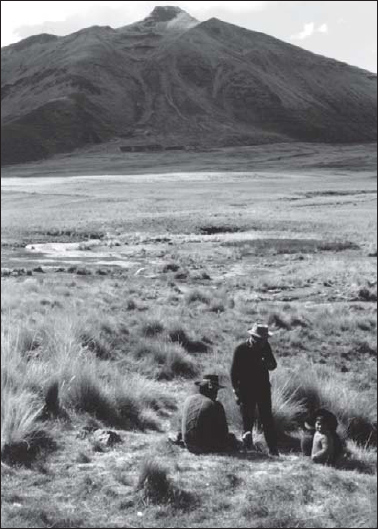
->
[[1, 332, 56, 464], [1, 386, 47, 461], [65, 372, 120, 426], [162, 262, 180, 273], [137, 457, 198, 509], [355, 285, 377, 302], [271, 365, 377, 446], [77, 314, 131, 360], [208, 300, 226, 313], [367, 245, 377, 257], [1, 312, 176, 438], [270, 374, 307, 438], [139, 318, 165, 338], [137, 458, 173, 504], [168, 324, 210, 354], [185, 288, 212, 305], [338, 442, 377, 475], [269, 312, 292, 330], [248, 256, 376, 295], [62, 369, 174, 431], [222, 364, 377, 453], [134, 339, 199, 380]]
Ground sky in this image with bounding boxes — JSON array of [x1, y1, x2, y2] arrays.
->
[[1, 1, 377, 72]]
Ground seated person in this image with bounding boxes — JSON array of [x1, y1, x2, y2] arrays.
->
[[301, 408, 344, 466], [311, 414, 336, 464], [171, 374, 238, 454]]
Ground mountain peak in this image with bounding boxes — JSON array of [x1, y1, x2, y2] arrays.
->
[[149, 6, 187, 22], [132, 5, 198, 33]]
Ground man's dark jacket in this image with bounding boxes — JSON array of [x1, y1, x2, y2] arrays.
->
[[231, 339, 277, 399], [181, 393, 229, 453]]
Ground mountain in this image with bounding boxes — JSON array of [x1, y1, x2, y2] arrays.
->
[[1, 6, 377, 165]]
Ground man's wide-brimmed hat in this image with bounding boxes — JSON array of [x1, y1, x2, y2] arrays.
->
[[248, 323, 273, 339], [195, 374, 225, 389]]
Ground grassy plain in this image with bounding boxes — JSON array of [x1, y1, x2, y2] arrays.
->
[[1, 143, 377, 528]]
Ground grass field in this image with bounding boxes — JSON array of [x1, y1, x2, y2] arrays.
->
[[1, 143, 377, 528]]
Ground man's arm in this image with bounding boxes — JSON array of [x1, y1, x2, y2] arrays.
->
[[262, 342, 277, 371], [230, 346, 242, 390]]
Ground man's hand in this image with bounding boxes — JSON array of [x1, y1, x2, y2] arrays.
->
[[233, 389, 241, 406]]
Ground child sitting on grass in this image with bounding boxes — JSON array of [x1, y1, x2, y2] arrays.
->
[[302, 408, 344, 466], [311, 414, 336, 465]]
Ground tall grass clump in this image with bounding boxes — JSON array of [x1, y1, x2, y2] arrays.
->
[[139, 318, 165, 338], [271, 364, 377, 446], [133, 339, 199, 380], [137, 457, 198, 510], [77, 314, 130, 360], [137, 458, 173, 504], [338, 441, 377, 475], [185, 288, 212, 305], [1, 347, 55, 465], [1, 312, 175, 436], [1, 387, 44, 459], [168, 324, 209, 354], [64, 372, 120, 426], [270, 374, 307, 439], [63, 369, 174, 431]]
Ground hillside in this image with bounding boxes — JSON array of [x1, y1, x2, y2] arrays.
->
[[1, 6, 377, 165]]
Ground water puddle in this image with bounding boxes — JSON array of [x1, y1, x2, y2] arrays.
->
[[8, 241, 139, 269]]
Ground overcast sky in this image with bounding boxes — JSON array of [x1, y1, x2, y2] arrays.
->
[[1, 1, 377, 72]]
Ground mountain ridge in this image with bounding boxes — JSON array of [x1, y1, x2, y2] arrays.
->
[[1, 7, 377, 165]]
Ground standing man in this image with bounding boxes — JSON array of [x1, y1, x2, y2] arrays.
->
[[231, 323, 279, 456]]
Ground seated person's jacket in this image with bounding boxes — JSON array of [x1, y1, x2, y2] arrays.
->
[[181, 393, 229, 453]]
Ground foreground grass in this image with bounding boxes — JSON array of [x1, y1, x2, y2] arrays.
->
[[1, 269, 376, 527], [1, 430, 376, 528]]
